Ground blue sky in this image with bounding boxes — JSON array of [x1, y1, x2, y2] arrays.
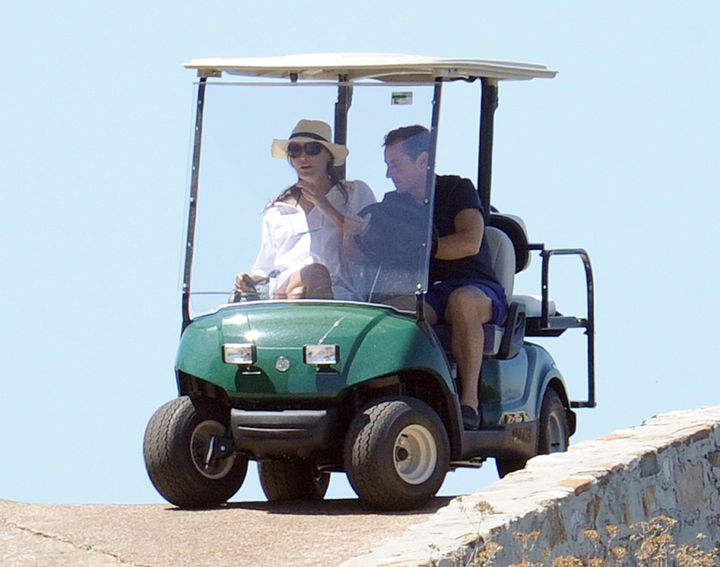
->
[[2, 2, 718, 504]]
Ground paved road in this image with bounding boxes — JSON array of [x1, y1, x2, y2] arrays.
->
[[0, 497, 452, 566]]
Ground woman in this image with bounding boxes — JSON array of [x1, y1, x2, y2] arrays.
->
[[235, 119, 376, 300]]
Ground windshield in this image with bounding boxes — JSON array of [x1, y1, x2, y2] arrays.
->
[[185, 79, 440, 316]]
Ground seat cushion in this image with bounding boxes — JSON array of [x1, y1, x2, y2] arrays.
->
[[484, 226, 516, 296], [511, 294, 556, 318], [489, 214, 531, 273]]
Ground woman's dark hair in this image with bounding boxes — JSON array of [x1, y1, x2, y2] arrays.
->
[[383, 125, 430, 160], [270, 149, 348, 206]]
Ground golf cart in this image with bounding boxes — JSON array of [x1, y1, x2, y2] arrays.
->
[[143, 54, 596, 511]]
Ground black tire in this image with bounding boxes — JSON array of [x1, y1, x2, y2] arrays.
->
[[537, 388, 570, 455], [143, 396, 248, 508], [344, 397, 449, 511], [258, 458, 330, 502], [495, 388, 569, 479]]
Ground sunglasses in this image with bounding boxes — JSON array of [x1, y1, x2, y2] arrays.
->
[[287, 141, 325, 158]]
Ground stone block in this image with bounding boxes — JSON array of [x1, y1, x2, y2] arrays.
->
[[558, 478, 593, 496], [639, 453, 659, 477], [708, 451, 720, 468], [673, 461, 705, 514]]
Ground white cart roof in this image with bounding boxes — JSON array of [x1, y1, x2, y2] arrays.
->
[[184, 53, 556, 82]]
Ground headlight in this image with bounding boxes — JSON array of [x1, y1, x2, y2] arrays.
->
[[303, 344, 339, 365], [223, 343, 256, 365]]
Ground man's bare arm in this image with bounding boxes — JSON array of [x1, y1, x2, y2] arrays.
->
[[434, 208, 484, 260]]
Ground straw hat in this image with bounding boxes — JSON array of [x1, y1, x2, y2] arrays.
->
[[271, 119, 349, 166]]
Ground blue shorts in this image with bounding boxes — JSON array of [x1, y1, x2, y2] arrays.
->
[[425, 278, 508, 325]]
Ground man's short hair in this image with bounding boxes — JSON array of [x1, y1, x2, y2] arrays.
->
[[384, 125, 430, 160]]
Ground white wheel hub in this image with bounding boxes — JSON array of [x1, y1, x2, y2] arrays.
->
[[393, 424, 437, 485]]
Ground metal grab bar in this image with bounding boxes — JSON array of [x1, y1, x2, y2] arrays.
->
[[528, 244, 596, 409]]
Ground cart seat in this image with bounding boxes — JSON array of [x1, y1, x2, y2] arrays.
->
[[487, 214, 557, 318], [482, 225, 522, 357], [512, 294, 556, 318]]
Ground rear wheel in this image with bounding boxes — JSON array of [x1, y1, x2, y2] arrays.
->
[[143, 396, 248, 508], [258, 458, 330, 502], [495, 388, 569, 478], [538, 388, 570, 454], [344, 397, 449, 511]]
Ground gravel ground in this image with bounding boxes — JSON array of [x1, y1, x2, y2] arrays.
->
[[0, 497, 452, 566]]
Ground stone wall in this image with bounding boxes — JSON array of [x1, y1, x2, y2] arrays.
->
[[343, 406, 720, 566]]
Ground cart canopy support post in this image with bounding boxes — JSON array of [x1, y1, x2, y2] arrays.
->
[[478, 78, 499, 220], [416, 79, 443, 321], [182, 77, 208, 331], [334, 75, 352, 180]]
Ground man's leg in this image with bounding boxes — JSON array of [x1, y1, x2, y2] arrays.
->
[[445, 286, 494, 413]]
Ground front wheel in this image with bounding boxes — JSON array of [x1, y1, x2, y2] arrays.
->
[[258, 458, 330, 502], [143, 396, 248, 508], [344, 397, 449, 511]]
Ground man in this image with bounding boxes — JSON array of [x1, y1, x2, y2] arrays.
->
[[382, 125, 508, 430]]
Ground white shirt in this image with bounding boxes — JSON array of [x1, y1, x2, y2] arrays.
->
[[251, 180, 376, 299]]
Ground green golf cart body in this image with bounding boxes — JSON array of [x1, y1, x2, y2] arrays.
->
[[143, 54, 595, 510]]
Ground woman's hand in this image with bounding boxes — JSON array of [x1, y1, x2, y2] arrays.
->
[[297, 179, 348, 228], [296, 179, 329, 208]]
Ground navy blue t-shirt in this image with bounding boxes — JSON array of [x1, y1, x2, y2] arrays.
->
[[430, 175, 500, 285]]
